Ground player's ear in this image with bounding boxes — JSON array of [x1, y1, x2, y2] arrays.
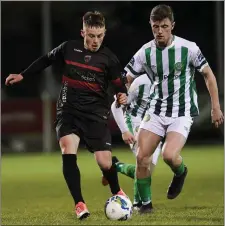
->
[[81, 29, 85, 38], [171, 22, 175, 30]]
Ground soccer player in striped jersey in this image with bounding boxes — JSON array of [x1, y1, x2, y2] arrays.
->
[[125, 5, 224, 214], [109, 74, 162, 209]]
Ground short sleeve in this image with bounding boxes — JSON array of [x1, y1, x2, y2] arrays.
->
[[190, 43, 208, 72], [124, 46, 145, 78]]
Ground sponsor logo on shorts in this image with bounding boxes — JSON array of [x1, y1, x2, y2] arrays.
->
[[106, 142, 111, 146], [184, 126, 189, 132], [135, 126, 139, 132], [143, 114, 150, 122]]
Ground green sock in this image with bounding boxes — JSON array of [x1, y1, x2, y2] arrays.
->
[[171, 160, 185, 176], [136, 177, 151, 203], [116, 163, 135, 179], [133, 179, 141, 204]]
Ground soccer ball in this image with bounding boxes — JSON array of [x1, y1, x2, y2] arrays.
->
[[104, 195, 133, 221]]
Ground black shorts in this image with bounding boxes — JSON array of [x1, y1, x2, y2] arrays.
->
[[55, 112, 112, 153]]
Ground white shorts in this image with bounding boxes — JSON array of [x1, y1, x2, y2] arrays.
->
[[125, 113, 162, 165], [140, 112, 193, 139]]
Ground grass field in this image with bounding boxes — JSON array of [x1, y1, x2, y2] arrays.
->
[[1, 145, 224, 225]]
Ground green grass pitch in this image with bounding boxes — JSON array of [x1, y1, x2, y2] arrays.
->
[[1, 145, 224, 225]]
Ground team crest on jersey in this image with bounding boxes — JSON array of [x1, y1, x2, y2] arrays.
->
[[174, 62, 183, 71], [84, 55, 91, 63], [143, 114, 151, 122]]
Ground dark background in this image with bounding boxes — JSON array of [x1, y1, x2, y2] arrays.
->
[[1, 1, 224, 152]]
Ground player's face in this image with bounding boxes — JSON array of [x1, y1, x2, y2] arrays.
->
[[81, 26, 106, 52], [150, 18, 174, 47]]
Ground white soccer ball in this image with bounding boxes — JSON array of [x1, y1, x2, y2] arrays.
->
[[104, 195, 133, 221]]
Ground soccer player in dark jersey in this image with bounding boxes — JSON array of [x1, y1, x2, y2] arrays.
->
[[5, 11, 128, 220]]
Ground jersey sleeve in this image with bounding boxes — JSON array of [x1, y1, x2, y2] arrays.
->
[[124, 46, 145, 78], [108, 54, 127, 94], [47, 41, 67, 62], [21, 41, 67, 77], [190, 43, 209, 72]]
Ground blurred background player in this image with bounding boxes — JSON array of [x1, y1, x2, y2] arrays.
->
[[125, 4, 224, 214], [5, 11, 128, 220], [103, 73, 162, 210]]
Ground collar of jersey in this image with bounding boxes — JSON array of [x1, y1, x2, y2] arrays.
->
[[155, 35, 175, 51]]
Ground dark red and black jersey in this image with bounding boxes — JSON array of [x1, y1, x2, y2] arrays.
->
[[21, 40, 126, 122]]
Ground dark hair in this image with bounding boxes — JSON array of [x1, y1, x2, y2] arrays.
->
[[150, 5, 174, 22], [83, 11, 105, 28]]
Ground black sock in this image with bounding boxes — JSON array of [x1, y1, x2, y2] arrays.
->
[[62, 154, 84, 205], [102, 165, 120, 195]]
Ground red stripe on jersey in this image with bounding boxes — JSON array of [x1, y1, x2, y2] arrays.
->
[[65, 60, 103, 72], [62, 75, 101, 92], [112, 77, 123, 86]]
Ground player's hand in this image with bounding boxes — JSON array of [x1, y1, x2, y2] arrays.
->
[[122, 131, 135, 145], [117, 93, 127, 105], [5, 74, 24, 86], [211, 108, 224, 128]]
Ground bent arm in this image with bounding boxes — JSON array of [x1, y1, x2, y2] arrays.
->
[[126, 73, 135, 89], [111, 101, 129, 133]]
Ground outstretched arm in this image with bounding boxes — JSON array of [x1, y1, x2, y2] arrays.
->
[[5, 41, 67, 86], [5, 55, 52, 85]]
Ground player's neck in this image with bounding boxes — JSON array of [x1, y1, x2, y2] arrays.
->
[[156, 35, 174, 49]]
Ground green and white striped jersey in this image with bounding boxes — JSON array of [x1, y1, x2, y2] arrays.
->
[[127, 74, 153, 119], [125, 35, 208, 117]]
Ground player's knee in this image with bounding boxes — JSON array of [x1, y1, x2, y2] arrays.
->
[[99, 163, 112, 171], [136, 152, 150, 168], [59, 139, 74, 154], [162, 150, 174, 164], [97, 159, 112, 171], [95, 150, 112, 170]]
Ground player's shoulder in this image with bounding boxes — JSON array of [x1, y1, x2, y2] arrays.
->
[[64, 40, 83, 49], [174, 36, 198, 50], [101, 45, 120, 62], [102, 45, 118, 57], [138, 40, 156, 53]]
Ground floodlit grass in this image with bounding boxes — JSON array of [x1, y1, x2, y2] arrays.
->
[[1, 146, 224, 225]]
